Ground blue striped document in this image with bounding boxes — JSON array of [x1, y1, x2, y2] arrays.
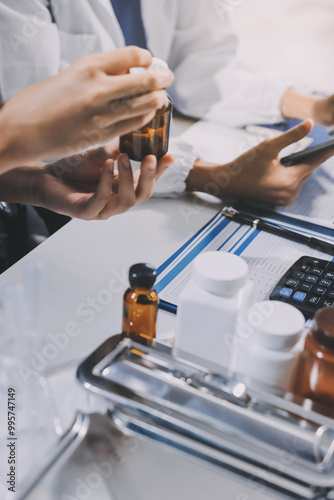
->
[[156, 208, 334, 314]]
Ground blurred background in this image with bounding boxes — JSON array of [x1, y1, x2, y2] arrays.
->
[[230, 0, 334, 93]]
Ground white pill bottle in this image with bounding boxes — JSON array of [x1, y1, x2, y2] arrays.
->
[[234, 300, 305, 391], [174, 251, 254, 372]]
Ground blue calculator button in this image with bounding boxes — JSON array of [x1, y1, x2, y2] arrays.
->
[[279, 287, 293, 298], [324, 271, 334, 280], [293, 291, 306, 303]]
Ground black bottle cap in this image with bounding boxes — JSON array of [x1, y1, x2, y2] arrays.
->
[[129, 263, 157, 289]]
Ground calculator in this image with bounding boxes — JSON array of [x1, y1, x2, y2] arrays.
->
[[270, 256, 334, 319]]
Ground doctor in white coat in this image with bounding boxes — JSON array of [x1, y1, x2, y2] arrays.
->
[[1, 0, 333, 205]]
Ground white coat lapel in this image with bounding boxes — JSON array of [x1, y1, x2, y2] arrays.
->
[[51, 0, 124, 51], [140, 0, 178, 60], [86, 0, 125, 48]]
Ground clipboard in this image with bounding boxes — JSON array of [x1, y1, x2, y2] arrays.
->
[[156, 205, 334, 314]]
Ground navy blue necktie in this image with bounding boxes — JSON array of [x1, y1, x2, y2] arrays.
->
[[111, 0, 147, 49]]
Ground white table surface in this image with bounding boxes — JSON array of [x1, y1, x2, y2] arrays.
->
[[0, 174, 224, 493], [1, 195, 221, 371]]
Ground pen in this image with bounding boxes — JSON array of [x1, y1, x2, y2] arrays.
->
[[222, 207, 334, 256]]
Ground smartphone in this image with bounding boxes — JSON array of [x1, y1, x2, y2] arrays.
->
[[281, 137, 334, 166]]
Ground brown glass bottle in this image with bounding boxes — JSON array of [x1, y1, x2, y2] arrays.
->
[[292, 307, 334, 408], [120, 96, 172, 162], [122, 263, 159, 341]]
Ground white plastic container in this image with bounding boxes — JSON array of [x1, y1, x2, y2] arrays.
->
[[173, 252, 254, 373], [234, 300, 305, 391]]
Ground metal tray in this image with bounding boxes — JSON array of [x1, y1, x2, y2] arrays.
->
[[19, 335, 334, 500], [18, 411, 311, 500], [77, 334, 334, 498]]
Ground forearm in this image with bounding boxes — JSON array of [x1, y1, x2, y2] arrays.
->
[[0, 106, 40, 171], [0, 166, 43, 205]]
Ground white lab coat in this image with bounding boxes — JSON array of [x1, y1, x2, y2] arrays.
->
[[0, 0, 290, 196]]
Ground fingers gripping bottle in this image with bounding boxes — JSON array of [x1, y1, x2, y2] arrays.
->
[[120, 58, 172, 161]]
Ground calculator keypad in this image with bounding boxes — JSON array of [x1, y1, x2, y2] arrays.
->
[[270, 256, 334, 318]]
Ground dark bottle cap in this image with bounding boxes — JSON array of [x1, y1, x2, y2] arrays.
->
[[129, 263, 157, 289], [313, 307, 334, 351]]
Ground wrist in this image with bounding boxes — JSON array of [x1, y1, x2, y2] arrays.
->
[[0, 110, 16, 171], [186, 160, 234, 199], [281, 88, 316, 120], [27, 166, 45, 207], [185, 160, 216, 192], [312, 96, 334, 126], [0, 166, 44, 205]]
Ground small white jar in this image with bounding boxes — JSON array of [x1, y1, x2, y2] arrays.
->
[[173, 252, 254, 372], [234, 300, 305, 391]]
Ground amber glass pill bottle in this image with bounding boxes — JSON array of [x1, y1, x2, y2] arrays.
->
[[122, 263, 158, 341], [292, 307, 334, 408], [120, 59, 172, 162]]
